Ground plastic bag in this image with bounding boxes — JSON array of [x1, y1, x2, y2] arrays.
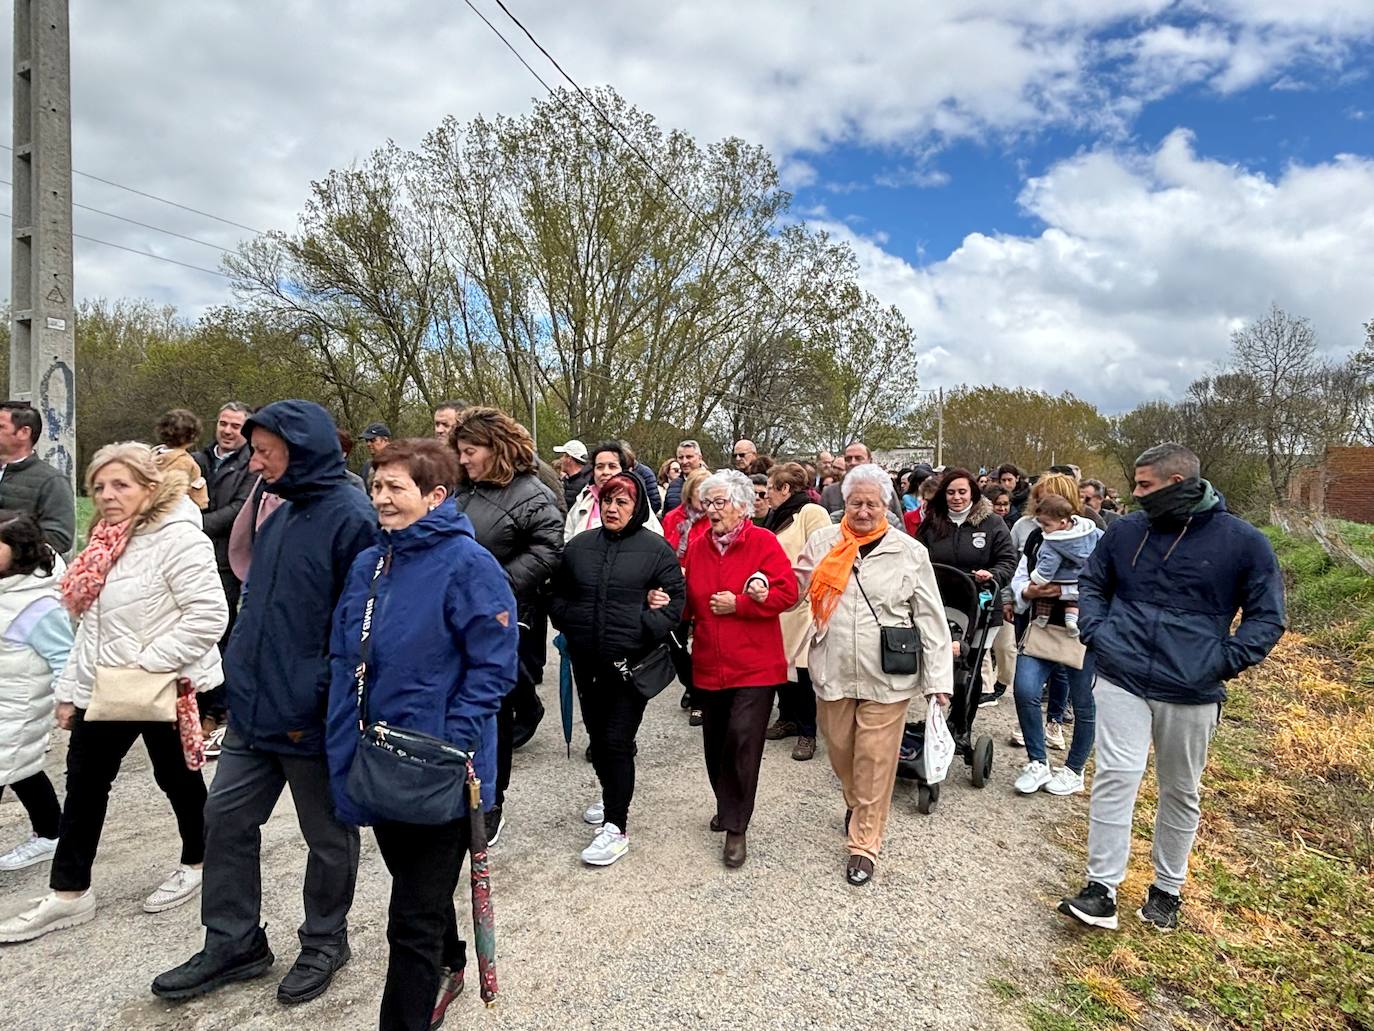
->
[[922, 696, 954, 784]]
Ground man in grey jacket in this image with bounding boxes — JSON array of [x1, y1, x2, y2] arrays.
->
[[0, 401, 74, 554], [820, 441, 901, 521]]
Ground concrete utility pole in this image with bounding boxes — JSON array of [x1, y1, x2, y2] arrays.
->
[[10, 0, 75, 484]]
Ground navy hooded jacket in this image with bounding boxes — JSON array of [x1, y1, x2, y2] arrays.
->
[[325, 499, 518, 823], [224, 400, 380, 754], [1077, 495, 1285, 705]]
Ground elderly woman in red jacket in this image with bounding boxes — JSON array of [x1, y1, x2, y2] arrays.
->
[[684, 469, 798, 869]]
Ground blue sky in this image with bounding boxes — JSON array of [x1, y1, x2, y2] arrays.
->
[[2, 2, 1372, 412]]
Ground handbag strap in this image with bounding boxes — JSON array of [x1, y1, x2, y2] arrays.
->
[[853, 565, 915, 629], [354, 550, 388, 729]]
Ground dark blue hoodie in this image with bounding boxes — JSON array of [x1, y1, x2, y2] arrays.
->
[[325, 499, 518, 823], [225, 400, 380, 754]]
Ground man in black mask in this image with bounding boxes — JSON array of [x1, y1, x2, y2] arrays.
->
[[1056, 442, 1284, 934]]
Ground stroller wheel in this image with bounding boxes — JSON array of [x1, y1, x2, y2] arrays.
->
[[917, 782, 939, 815], [971, 735, 994, 788]]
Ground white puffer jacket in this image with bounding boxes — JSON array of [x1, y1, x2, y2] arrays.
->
[[0, 558, 68, 785], [56, 490, 228, 710]]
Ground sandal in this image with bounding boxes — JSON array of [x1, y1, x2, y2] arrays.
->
[[845, 854, 874, 887]]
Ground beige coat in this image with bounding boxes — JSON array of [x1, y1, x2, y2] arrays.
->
[[794, 524, 953, 704], [772, 503, 834, 670]]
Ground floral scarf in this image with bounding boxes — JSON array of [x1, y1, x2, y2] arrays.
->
[[676, 506, 706, 559], [60, 518, 134, 617]]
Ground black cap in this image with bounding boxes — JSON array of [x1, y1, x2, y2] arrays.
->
[[360, 422, 392, 440]]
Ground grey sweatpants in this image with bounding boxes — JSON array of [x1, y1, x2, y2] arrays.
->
[[1086, 678, 1219, 896]]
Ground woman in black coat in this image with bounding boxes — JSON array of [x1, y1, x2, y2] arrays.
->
[[449, 406, 566, 843], [915, 467, 1017, 735], [550, 472, 685, 868]]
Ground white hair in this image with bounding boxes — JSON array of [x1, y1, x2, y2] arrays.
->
[[841, 463, 894, 503], [701, 469, 754, 511]]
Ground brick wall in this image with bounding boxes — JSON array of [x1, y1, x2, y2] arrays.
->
[[1291, 447, 1374, 524]]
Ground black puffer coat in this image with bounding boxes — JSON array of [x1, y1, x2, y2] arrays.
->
[[916, 497, 1018, 625], [549, 480, 685, 672], [452, 471, 564, 614]]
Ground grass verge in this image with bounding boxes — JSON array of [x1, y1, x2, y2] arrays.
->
[[1011, 526, 1374, 1031]]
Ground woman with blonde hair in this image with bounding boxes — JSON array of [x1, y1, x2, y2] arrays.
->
[[0, 443, 227, 943], [449, 407, 564, 843], [663, 466, 711, 722]]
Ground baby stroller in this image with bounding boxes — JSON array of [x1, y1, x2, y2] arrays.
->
[[895, 564, 997, 814]]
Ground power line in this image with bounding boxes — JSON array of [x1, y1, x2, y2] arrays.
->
[[464, 0, 793, 315], [0, 143, 266, 235], [0, 211, 234, 279], [0, 177, 233, 254]]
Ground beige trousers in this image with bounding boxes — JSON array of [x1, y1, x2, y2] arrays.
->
[[815, 696, 909, 861], [981, 621, 1017, 689]]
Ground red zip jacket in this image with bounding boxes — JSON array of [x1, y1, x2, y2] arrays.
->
[[684, 520, 799, 690], [663, 505, 710, 565]]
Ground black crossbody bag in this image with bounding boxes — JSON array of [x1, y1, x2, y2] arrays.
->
[[615, 643, 676, 700], [346, 551, 473, 825], [854, 567, 922, 676]]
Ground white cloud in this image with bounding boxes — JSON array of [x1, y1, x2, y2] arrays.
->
[[826, 130, 1374, 411]]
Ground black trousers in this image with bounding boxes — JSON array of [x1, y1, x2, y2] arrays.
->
[[200, 572, 241, 724], [668, 620, 695, 705], [495, 615, 547, 808], [0, 770, 61, 840], [50, 710, 207, 892], [777, 667, 817, 736], [374, 818, 469, 1031], [577, 666, 649, 831], [700, 685, 776, 834]]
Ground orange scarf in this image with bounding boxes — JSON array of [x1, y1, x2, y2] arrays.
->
[[807, 515, 889, 632]]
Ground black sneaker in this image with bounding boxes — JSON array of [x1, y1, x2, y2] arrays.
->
[[1057, 881, 1118, 930], [1137, 885, 1181, 932], [679, 690, 691, 710], [485, 806, 506, 847], [151, 927, 275, 1000], [277, 942, 350, 1005]]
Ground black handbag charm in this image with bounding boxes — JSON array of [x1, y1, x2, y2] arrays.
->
[[346, 551, 473, 825], [855, 567, 921, 676]]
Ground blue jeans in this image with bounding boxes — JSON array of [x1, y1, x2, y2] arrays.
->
[[1013, 654, 1096, 772], [1047, 665, 1070, 723]]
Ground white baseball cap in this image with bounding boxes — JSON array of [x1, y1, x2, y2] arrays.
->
[[552, 439, 589, 463]]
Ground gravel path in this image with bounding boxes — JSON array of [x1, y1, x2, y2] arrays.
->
[[1, 677, 1084, 1031]]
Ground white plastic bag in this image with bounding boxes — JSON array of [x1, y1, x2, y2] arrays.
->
[[922, 696, 955, 785]]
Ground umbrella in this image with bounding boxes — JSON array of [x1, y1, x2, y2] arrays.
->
[[553, 633, 574, 758], [466, 763, 498, 1007]]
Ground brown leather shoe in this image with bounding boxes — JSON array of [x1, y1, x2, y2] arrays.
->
[[765, 719, 799, 741], [791, 735, 816, 761], [710, 815, 723, 832], [723, 832, 747, 868]]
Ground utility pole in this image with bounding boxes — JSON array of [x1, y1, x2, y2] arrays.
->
[[10, 0, 76, 485], [935, 387, 944, 467]]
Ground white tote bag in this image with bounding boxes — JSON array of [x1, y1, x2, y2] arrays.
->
[[922, 696, 955, 784]]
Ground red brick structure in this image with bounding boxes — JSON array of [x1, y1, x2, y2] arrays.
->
[[1288, 447, 1374, 523]]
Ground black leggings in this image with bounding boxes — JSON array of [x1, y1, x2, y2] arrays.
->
[[0, 771, 61, 840], [578, 667, 649, 831], [50, 710, 206, 892]]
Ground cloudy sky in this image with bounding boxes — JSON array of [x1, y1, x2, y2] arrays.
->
[[4, 1, 1373, 411]]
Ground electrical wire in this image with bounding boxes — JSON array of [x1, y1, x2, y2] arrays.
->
[[0, 211, 234, 279], [0, 143, 265, 235], [0, 177, 233, 253]]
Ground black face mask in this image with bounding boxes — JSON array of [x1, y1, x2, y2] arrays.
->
[[1137, 476, 1204, 527]]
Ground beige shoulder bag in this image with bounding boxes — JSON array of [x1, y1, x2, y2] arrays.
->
[[84, 595, 178, 723], [1019, 621, 1087, 671]]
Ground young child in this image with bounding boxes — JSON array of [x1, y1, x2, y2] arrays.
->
[[1031, 494, 1102, 636]]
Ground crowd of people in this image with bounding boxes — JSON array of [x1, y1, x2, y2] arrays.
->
[[0, 396, 1287, 1029]]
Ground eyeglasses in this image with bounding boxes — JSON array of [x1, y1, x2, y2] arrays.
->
[[753, 491, 767, 499], [703, 497, 732, 509], [734, 452, 755, 460]]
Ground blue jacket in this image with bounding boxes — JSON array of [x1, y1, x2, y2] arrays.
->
[[1078, 494, 1285, 705], [225, 400, 380, 754], [325, 500, 518, 824]]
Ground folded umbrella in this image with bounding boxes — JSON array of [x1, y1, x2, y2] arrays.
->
[[175, 678, 205, 772], [466, 763, 498, 1006], [554, 633, 574, 758]]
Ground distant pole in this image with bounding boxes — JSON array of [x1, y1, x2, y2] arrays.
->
[[935, 387, 944, 467], [10, 0, 76, 488]]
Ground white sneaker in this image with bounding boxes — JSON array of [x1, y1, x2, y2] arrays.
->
[[0, 890, 96, 943], [143, 865, 203, 914], [1045, 722, 1066, 750], [1045, 767, 1085, 796], [1015, 760, 1053, 795], [0, 834, 58, 871], [1008, 728, 1025, 747], [580, 823, 628, 866], [582, 798, 605, 825]]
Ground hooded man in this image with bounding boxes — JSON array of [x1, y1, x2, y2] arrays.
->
[[154, 400, 380, 1007], [1057, 442, 1284, 934]]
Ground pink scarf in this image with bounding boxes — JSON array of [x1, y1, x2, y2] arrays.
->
[[61, 518, 134, 616], [711, 518, 748, 555]]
